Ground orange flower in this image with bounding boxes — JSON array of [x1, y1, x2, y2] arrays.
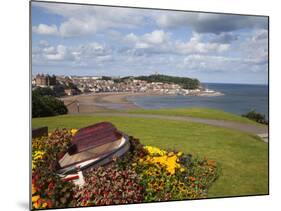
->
[[189, 176, 196, 182], [32, 195, 40, 203]]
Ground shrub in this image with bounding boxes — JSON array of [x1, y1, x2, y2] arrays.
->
[[32, 92, 68, 117], [33, 87, 56, 97], [242, 110, 268, 125]]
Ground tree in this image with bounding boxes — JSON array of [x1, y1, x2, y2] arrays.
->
[[32, 91, 68, 118], [33, 87, 55, 96]]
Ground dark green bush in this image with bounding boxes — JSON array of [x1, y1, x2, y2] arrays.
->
[[32, 92, 68, 117], [33, 87, 56, 96], [242, 110, 268, 125]]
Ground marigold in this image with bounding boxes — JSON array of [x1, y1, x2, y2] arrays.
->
[[32, 185, 36, 195], [32, 195, 40, 203], [33, 202, 40, 209], [71, 128, 78, 136], [140, 150, 182, 175], [144, 146, 166, 156], [177, 151, 183, 157], [42, 202, 48, 208]]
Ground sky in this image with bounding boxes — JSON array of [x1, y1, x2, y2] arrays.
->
[[31, 2, 269, 84]]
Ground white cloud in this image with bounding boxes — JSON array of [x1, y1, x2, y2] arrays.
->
[[32, 2, 145, 37], [143, 30, 169, 44], [124, 31, 229, 55], [32, 24, 58, 35], [32, 41, 113, 68], [43, 45, 74, 61], [181, 53, 267, 73], [42, 46, 56, 54], [237, 29, 268, 67], [175, 33, 230, 54], [38, 40, 49, 46], [125, 30, 169, 49]]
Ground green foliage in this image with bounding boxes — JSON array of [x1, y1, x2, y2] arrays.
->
[[33, 87, 56, 96], [105, 74, 200, 89], [135, 74, 200, 89], [32, 92, 68, 118], [242, 110, 268, 125], [41, 96, 68, 115], [33, 86, 66, 97], [32, 92, 54, 117]]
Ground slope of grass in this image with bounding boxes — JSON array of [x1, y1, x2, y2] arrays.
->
[[123, 107, 262, 126], [32, 114, 268, 198]]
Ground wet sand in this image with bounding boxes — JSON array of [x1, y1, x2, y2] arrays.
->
[[60, 92, 151, 113]]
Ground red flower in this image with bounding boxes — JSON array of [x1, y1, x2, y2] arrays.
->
[[48, 182, 54, 190]]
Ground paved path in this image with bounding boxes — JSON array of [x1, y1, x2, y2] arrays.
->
[[94, 113, 268, 142]]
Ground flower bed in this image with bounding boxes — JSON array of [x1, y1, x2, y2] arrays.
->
[[32, 129, 219, 209]]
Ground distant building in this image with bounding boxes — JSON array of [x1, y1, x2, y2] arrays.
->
[[65, 88, 79, 96], [35, 74, 56, 87]]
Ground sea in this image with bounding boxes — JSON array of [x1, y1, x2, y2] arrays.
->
[[127, 83, 269, 119]]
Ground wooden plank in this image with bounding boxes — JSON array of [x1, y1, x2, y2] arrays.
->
[[70, 122, 122, 153]]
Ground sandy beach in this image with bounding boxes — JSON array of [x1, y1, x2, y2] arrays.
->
[[60, 92, 151, 113], [60, 90, 225, 114]]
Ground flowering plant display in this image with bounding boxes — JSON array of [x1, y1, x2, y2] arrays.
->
[[32, 129, 219, 209]]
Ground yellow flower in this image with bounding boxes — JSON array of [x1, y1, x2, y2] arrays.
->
[[42, 202, 48, 208], [168, 152, 174, 157], [180, 167, 185, 172], [144, 146, 166, 156], [177, 151, 183, 157], [32, 195, 40, 203], [32, 185, 36, 195], [71, 128, 78, 136], [32, 150, 45, 170]]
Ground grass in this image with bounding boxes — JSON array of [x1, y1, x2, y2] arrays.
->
[[32, 114, 268, 198], [122, 107, 262, 126]]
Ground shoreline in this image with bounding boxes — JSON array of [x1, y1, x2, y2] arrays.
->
[[60, 91, 224, 113], [60, 92, 152, 113]]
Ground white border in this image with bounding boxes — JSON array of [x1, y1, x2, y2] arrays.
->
[[1, 0, 280, 211]]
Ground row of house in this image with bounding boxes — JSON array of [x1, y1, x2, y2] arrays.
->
[[32, 74, 203, 96]]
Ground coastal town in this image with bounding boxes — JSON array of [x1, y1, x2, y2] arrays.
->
[[32, 74, 223, 97]]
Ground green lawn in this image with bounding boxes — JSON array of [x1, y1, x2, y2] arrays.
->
[[122, 107, 262, 126], [32, 114, 268, 198]]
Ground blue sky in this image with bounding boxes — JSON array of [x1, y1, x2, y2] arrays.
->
[[31, 2, 268, 84]]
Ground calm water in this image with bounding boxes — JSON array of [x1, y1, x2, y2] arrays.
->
[[127, 83, 269, 119]]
